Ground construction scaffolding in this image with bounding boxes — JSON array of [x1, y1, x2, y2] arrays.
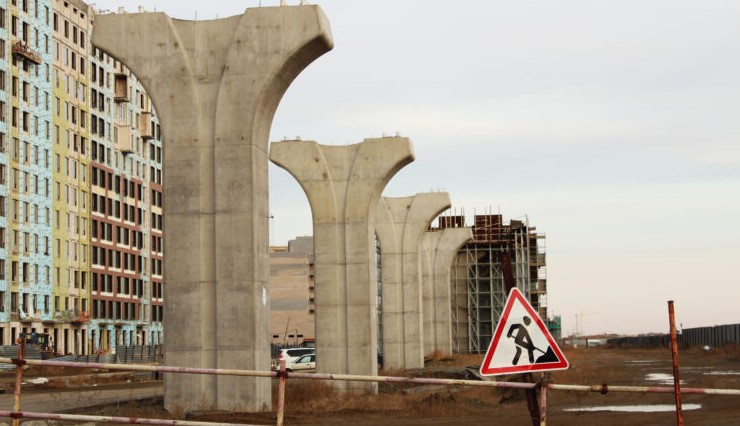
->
[[439, 211, 547, 354]]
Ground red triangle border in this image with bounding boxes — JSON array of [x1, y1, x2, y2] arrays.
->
[[480, 287, 569, 376]]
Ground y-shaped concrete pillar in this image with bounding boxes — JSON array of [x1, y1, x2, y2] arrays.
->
[[422, 228, 472, 357], [92, 7, 333, 412], [374, 193, 450, 369], [270, 137, 414, 390]]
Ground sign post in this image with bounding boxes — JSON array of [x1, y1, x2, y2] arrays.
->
[[668, 300, 683, 426], [480, 288, 569, 425]]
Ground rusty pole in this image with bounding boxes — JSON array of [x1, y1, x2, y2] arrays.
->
[[276, 360, 286, 426], [538, 379, 547, 426], [668, 300, 684, 426], [12, 337, 25, 426]]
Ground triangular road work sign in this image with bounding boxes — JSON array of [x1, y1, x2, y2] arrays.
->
[[480, 287, 569, 376]]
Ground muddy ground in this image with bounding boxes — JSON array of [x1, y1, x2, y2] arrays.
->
[[8, 345, 740, 425]]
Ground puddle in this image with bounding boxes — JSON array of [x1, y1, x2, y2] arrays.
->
[[704, 371, 740, 376], [645, 373, 684, 385], [564, 404, 701, 413], [625, 360, 659, 364]]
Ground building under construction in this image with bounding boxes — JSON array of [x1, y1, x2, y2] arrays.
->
[[437, 213, 547, 354]]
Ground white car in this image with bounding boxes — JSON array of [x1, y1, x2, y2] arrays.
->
[[285, 353, 316, 372], [273, 348, 315, 370]]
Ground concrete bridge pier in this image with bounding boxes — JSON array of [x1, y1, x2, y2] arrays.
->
[[92, 6, 333, 412], [270, 137, 414, 391], [374, 193, 451, 369], [422, 228, 472, 357]]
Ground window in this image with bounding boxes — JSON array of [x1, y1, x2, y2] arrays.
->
[[10, 292, 17, 313]]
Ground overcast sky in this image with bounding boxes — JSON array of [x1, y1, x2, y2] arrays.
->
[[95, 1, 740, 337]]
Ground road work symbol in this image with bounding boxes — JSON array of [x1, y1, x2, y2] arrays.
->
[[507, 316, 560, 365], [508, 316, 536, 364], [480, 288, 569, 376]]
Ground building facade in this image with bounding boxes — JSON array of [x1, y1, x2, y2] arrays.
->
[[87, 42, 164, 352], [0, 0, 163, 354], [269, 236, 315, 348], [51, 0, 90, 355], [0, 0, 54, 348]]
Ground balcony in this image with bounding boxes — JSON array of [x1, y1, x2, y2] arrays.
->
[[139, 112, 154, 140], [54, 309, 90, 323], [114, 73, 131, 102], [115, 125, 133, 154], [12, 41, 42, 64]]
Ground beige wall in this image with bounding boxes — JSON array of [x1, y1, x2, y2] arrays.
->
[[270, 237, 315, 345]]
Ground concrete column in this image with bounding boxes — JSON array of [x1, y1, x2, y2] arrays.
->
[[374, 193, 450, 369], [270, 137, 414, 389], [422, 228, 472, 357], [92, 7, 333, 412]]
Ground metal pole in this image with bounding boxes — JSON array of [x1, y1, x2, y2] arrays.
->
[[523, 372, 540, 426], [277, 360, 286, 426], [0, 410, 252, 425], [538, 381, 547, 426], [12, 338, 25, 426], [668, 300, 684, 426]]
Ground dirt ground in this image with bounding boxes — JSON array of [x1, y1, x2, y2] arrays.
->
[[12, 345, 740, 425]]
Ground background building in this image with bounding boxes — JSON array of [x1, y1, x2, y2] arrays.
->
[[51, 0, 91, 355], [269, 236, 315, 348], [0, 0, 54, 348], [87, 43, 164, 352], [0, 0, 164, 355]]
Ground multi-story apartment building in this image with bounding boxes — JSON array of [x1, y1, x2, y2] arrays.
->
[[87, 36, 164, 352], [0, 0, 54, 347], [51, 0, 91, 355], [0, 0, 163, 354]]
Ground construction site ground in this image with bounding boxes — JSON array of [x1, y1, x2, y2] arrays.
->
[[1, 345, 739, 425]]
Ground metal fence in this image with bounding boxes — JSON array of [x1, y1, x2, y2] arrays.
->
[[115, 344, 163, 364], [1, 344, 740, 425], [607, 323, 740, 349], [681, 323, 740, 348], [0, 344, 162, 365]]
